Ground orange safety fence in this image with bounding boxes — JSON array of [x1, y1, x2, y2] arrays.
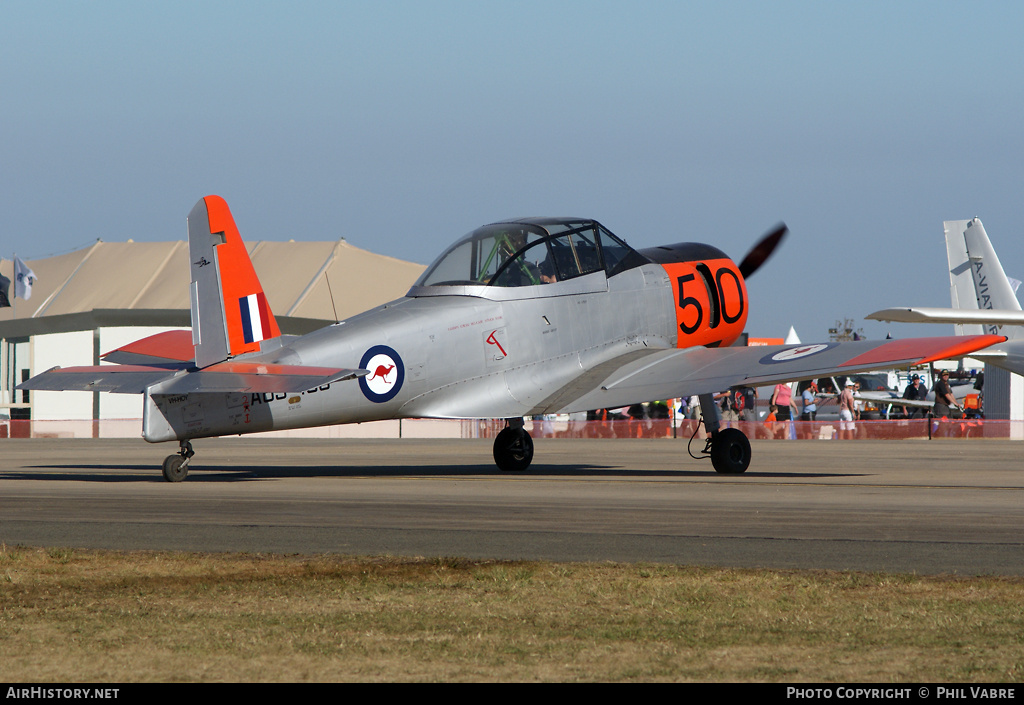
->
[[0, 417, 1018, 441], [475, 417, 1010, 440]]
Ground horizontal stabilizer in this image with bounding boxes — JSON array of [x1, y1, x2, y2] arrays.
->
[[149, 363, 366, 395], [867, 307, 1024, 326], [101, 330, 196, 368], [18, 363, 367, 395], [16, 365, 176, 394]]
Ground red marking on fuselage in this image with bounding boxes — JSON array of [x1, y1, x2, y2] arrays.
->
[[369, 364, 395, 382], [486, 331, 507, 357]]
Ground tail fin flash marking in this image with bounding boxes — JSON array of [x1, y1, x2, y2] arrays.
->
[[239, 292, 273, 344]]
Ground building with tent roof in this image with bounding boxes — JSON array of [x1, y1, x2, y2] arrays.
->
[[0, 239, 425, 426]]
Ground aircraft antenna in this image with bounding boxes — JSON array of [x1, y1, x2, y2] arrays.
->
[[325, 272, 340, 323]]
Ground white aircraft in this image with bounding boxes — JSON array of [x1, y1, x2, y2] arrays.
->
[[868, 218, 1024, 375]]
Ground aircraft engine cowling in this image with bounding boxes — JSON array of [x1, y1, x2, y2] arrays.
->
[[641, 243, 749, 349]]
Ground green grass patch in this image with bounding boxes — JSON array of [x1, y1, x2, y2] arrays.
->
[[1, 545, 1022, 682]]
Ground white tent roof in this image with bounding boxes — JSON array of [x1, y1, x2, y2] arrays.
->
[[0, 239, 425, 328]]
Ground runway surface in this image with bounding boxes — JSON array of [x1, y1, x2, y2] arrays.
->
[[2, 436, 1022, 575]]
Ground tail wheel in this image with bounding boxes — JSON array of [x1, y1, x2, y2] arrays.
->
[[493, 426, 534, 472], [162, 440, 194, 482], [162, 455, 189, 482], [710, 428, 751, 474]]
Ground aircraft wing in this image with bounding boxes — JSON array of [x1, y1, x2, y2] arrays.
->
[[854, 392, 934, 410], [556, 335, 1002, 413], [813, 391, 935, 410], [18, 362, 366, 395], [867, 307, 1024, 326]]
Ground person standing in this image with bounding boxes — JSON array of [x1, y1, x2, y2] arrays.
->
[[902, 373, 928, 418], [734, 386, 758, 421], [839, 379, 858, 440], [852, 380, 865, 420], [770, 382, 799, 421], [801, 382, 818, 421], [764, 404, 784, 439], [800, 381, 818, 439], [733, 385, 759, 438], [718, 391, 738, 425], [933, 370, 962, 419]]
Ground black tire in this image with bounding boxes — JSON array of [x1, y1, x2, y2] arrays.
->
[[162, 454, 189, 483], [493, 427, 534, 472], [710, 428, 751, 474]]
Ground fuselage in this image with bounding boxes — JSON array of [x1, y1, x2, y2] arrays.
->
[[143, 221, 748, 442]]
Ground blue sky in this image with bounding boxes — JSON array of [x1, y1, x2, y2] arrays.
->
[[3, 1, 1022, 341]]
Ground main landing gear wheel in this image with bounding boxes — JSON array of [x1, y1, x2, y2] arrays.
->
[[493, 426, 534, 472], [710, 428, 751, 474], [162, 440, 194, 483]]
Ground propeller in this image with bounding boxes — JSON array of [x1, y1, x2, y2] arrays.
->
[[738, 223, 787, 279]]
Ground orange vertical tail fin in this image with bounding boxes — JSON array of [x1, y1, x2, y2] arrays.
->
[[188, 195, 281, 368]]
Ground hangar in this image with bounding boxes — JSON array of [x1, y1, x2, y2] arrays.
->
[[0, 238, 424, 428]]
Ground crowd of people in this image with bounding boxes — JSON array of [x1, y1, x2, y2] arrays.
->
[[677, 371, 978, 439], [529, 370, 983, 440]]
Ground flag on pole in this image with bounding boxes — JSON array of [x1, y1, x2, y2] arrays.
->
[[13, 255, 36, 300], [0, 273, 10, 308]]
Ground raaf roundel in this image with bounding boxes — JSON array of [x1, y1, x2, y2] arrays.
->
[[358, 345, 404, 403], [19, 196, 1003, 481]]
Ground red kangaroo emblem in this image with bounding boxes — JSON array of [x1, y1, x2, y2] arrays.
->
[[368, 364, 395, 382]]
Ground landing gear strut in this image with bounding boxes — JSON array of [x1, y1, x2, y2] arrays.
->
[[493, 418, 534, 472], [162, 440, 194, 483]]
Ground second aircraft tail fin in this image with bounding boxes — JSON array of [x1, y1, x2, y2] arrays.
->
[[944, 217, 1022, 339], [188, 195, 282, 368]]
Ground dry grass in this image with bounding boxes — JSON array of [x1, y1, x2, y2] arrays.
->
[[1, 546, 1022, 682]]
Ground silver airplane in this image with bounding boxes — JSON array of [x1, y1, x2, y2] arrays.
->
[[19, 196, 1002, 481]]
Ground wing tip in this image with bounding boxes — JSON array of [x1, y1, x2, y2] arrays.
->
[[915, 334, 1006, 365]]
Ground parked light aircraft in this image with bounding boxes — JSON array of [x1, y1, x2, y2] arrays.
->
[[19, 197, 1003, 481], [869, 217, 1024, 375], [819, 383, 970, 418]]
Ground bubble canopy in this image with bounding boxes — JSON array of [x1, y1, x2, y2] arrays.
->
[[414, 218, 647, 288]]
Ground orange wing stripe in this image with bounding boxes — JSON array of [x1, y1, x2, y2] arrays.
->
[[839, 335, 1005, 368]]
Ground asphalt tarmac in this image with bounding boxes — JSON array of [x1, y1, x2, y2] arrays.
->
[[1, 436, 1022, 575]]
